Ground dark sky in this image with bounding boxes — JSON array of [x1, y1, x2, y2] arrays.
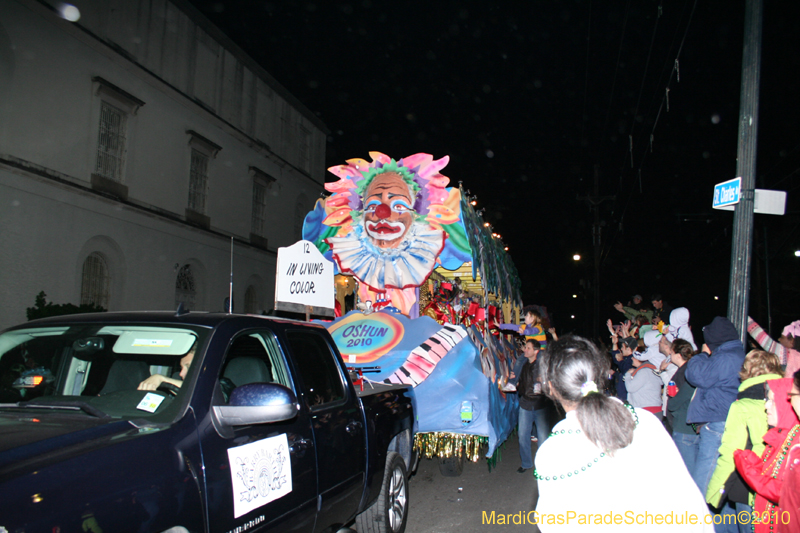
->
[[189, 0, 800, 334]]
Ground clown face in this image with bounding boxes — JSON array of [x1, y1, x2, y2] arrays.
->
[[362, 171, 415, 249]]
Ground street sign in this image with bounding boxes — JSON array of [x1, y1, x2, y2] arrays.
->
[[712, 177, 741, 209], [715, 189, 787, 216], [274, 240, 335, 316]]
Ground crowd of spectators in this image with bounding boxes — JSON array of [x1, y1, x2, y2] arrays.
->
[[602, 294, 800, 532], [504, 293, 800, 531]]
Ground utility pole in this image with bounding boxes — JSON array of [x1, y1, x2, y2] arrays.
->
[[579, 165, 614, 340], [727, 0, 762, 342]]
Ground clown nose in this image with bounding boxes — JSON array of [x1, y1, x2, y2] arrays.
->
[[375, 203, 391, 219]]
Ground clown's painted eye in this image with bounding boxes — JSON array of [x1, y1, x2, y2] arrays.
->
[[364, 200, 381, 212], [391, 200, 412, 212]]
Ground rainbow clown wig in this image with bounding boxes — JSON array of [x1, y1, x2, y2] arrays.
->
[[303, 152, 471, 316]]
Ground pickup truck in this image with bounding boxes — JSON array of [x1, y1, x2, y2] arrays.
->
[[0, 311, 414, 533]]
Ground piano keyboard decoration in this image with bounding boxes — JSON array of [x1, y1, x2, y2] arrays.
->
[[383, 324, 467, 387]]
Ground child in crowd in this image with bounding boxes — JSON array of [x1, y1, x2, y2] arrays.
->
[[498, 305, 547, 349]]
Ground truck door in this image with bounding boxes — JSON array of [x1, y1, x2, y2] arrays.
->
[[202, 330, 318, 533], [285, 330, 367, 532]]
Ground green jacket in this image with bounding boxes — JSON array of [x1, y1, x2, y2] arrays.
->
[[621, 306, 653, 322], [705, 373, 782, 507]]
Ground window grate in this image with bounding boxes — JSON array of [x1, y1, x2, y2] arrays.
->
[[175, 264, 196, 309], [80, 252, 110, 308], [299, 126, 311, 173], [189, 149, 209, 213], [95, 102, 127, 182], [244, 285, 258, 314], [251, 180, 268, 236]]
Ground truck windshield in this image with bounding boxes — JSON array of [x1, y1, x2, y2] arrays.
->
[[0, 323, 208, 420]]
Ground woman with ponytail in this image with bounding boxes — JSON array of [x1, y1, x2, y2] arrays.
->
[[533, 335, 712, 531]]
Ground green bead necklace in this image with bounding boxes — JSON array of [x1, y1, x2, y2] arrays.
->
[[534, 403, 639, 481]]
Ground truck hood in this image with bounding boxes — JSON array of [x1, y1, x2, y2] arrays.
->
[[0, 408, 139, 475]]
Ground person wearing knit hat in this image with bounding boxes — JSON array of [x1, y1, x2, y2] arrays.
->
[[684, 316, 746, 498]]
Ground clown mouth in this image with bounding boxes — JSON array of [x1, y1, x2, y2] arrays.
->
[[365, 220, 406, 241]]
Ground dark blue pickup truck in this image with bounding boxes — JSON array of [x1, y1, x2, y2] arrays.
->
[[0, 311, 414, 533]]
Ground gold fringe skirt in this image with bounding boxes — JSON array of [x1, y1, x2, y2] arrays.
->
[[412, 432, 488, 463]]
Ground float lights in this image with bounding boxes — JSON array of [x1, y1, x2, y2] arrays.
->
[[573, 294, 577, 298], [570, 315, 576, 319], [471, 200, 477, 206], [484, 222, 490, 227], [714, 296, 719, 300], [504, 247, 508, 251], [572, 254, 581, 261], [795, 250, 800, 257]]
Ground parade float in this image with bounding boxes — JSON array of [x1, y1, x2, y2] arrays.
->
[[302, 152, 524, 475]]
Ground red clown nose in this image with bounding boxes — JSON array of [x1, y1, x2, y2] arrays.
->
[[374, 203, 391, 219]]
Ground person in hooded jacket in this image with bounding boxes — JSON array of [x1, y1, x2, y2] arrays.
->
[[685, 316, 746, 496], [747, 316, 800, 379], [667, 307, 698, 351], [734, 377, 800, 533], [624, 357, 662, 414], [706, 350, 783, 533], [634, 329, 669, 368]]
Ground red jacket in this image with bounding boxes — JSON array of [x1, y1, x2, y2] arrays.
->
[[734, 378, 800, 533]]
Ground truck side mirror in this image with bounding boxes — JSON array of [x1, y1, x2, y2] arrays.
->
[[212, 383, 299, 427]]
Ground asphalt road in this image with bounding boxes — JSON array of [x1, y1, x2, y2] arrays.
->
[[406, 434, 541, 533]]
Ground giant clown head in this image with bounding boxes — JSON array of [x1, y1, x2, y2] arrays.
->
[[303, 152, 471, 316], [361, 170, 419, 248]]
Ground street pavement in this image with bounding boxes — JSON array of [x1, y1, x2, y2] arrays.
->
[[406, 433, 541, 532]]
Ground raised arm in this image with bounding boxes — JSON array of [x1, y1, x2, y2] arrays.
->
[[747, 316, 788, 365]]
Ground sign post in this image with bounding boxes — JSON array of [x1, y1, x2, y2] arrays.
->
[[274, 240, 335, 318], [713, 188, 786, 216]]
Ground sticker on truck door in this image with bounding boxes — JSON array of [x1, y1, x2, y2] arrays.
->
[[227, 434, 292, 518]]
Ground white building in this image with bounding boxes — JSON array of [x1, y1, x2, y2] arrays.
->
[[0, 0, 328, 329]]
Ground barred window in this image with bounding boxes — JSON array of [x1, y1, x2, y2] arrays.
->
[[189, 149, 209, 213], [244, 285, 258, 314], [251, 179, 268, 237], [95, 102, 127, 182], [175, 264, 196, 309], [298, 125, 311, 173], [295, 194, 309, 239], [80, 252, 110, 309]]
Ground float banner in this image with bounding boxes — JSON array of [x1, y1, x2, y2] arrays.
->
[[275, 240, 334, 315], [328, 312, 404, 363], [319, 310, 518, 458]]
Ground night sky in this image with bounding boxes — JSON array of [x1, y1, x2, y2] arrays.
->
[[189, 0, 800, 335]]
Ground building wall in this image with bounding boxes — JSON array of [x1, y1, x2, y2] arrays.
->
[[0, 0, 327, 329]]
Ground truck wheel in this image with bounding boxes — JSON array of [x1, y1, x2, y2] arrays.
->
[[356, 452, 408, 533], [437, 453, 464, 477]]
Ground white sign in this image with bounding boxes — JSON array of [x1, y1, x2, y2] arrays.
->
[[715, 189, 787, 216], [227, 434, 292, 519], [136, 392, 165, 413], [275, 240, 334, 313], [712, 177, 741, 209]]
